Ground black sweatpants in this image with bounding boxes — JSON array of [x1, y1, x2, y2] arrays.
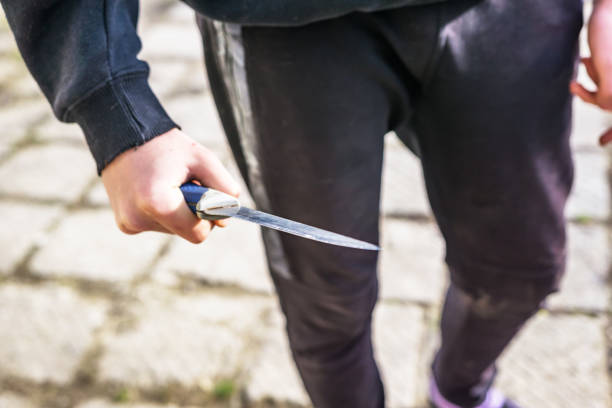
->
[[196, 0, 583, 406]]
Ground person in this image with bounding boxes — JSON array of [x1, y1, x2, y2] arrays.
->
[[2, 0, 611, 407]]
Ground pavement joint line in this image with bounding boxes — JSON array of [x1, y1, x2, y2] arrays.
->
[[169, 273, 276, 299], [0, 372, 236, 408], [66, 175, 104, 210], [0, 130, 88, 168], [384, 211, 612, 227], [543, 306, 611, 318], [1, 274, 131, 302], [127, 236, 175, 290], [7, 205, 68, 278], [384, 212, 434, 223], [379, 296, 438, 310], [0, 194, 78, 206], [162, 84, 210, 100]]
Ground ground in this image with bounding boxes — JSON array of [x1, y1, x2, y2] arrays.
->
[[0, 1, 610, 407]]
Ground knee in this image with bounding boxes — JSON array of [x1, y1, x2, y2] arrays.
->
[[274, 272, 378, 361], [450, 274, 558, 323]]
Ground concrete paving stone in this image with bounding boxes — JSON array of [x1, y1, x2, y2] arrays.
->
[[76, 399, 197, 408], [34, 116, 86, 144], [381, 135, 431, 216], [566, 151, 609, 220], [153, 221, 272, 294], [140, 22, 202, 61], [30, 209, 167, 282], [9, 74, 43, 99], [171, 66, 210, 101], [164, 1, 198, 24], [373, 302, 426, 408], [0, 99, 51, 140], [379, 219, 447, 305], [99, 287, 272, 387], [245, 308, 310, 407], [140, 0, 180, 28], [497, 312, 610, 408], [0, 144, 96, 202], [0, 57, 22, 81], [0, 284, 107, 384], [148, 60, 190, 98], [548, 224, 609, 312], [571, 97, 611, 149], [163, 95, 226, 148], [0, 393, 36, 408], [84, 180, 110, 206], [0, 201, 63, 275]]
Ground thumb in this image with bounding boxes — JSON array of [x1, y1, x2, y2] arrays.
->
[[190, 146, 241, 197]]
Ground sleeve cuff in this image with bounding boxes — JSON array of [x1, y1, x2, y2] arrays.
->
[[66, 73, 178, 174]]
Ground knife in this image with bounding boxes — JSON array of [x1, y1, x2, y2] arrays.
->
[[180, 182, 379, 251]]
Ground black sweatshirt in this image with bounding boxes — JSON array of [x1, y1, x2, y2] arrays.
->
[[0, 0, 445, 173]]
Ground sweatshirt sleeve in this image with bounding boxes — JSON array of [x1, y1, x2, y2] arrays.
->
[[0, 0, 178, 174]]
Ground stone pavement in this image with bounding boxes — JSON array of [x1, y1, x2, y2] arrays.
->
[[0, 2, 610, 407]]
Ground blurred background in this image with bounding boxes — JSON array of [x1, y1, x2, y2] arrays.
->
[[0, 1, 610, 407]]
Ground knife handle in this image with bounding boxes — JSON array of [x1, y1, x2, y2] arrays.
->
[[180, 182, 209, 215]]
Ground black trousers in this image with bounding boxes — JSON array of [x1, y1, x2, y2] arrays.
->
[[197, 1, 583, 406]]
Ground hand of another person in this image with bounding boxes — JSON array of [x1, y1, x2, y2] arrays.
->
[[570, 0, 612, 144], [101, 128, 241, 243]]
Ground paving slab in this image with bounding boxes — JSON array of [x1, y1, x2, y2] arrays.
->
[[148, 60, 191, 98], [548, 224, 610, 312], [0, 57, 22, 83], [9, 74, 42, 99], [84, 181, 110, 207], [34, 116, 86, 144], [379, 219, 447, 305], [497, 312, 610, 408], [374, 302, 426, 408], [245, 308, 310, 407], [76, 399, 197, 408], [0, 144, 96, 202], [566, 151, 609, 220], [0, 284, 107, 384], [0, 393, 36, 408], [30, 209, 167, 282], [0, 201, 63, 275], [153, 221, 272, 294], [572, 97, 612, 150], [140, 22, 202, 61], [99, 287, 272, 388], [163, 95, 226, 148], [381, 135, 431, 217], [0, 99, 50, 141]]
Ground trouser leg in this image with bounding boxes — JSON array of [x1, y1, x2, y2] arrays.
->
[[196, 14, 407, 407], [407, 0, 584, 405]]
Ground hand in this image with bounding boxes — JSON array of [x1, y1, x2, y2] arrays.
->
[[101, 128, 241, 243], [570, 0, 612, 145]]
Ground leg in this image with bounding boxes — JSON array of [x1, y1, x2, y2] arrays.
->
[[411, 0, 583, 405], [197, 15, 398, 407]]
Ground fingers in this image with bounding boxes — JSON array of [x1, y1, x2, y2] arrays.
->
[[599, 127, 612, 146], [139, 186, 214, 243], [570, 81, 597, 105], [582, 57, 600, 84]]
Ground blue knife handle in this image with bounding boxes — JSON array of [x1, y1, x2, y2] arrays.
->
[[180, 182, 209, 215]]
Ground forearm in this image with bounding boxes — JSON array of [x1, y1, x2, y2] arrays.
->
[[0, 0, 176, 173]]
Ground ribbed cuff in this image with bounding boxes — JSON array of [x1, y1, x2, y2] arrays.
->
[[66, 73, 178, 174]]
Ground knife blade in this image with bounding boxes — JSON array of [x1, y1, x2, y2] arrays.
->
[[180, 182, 379, 251]]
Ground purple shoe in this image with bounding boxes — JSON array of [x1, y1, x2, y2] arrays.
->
[[428, 377, 522, 408]]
